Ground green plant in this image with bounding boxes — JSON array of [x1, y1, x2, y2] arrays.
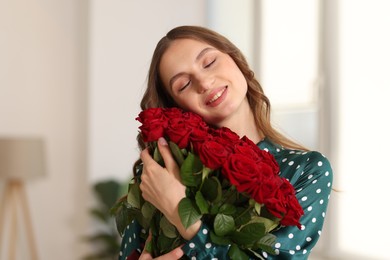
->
[[82, 179, 126, 260]]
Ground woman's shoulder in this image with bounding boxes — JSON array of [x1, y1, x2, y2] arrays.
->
[[259, 138, 331, 167], [258, 138, 333, 183], [282, 149, 332, 170]]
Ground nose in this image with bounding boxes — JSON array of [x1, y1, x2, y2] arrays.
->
[[195, 73, 214, 93]]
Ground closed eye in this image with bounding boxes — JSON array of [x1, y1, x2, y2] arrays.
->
[[179, 80, 191, 92], [204, 58, 216, 68]]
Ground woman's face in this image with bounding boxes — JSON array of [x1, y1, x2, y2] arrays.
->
[[159, 38, 249, 127]]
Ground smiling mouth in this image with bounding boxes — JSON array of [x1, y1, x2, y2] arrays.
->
[[206, 86, 227, 105]]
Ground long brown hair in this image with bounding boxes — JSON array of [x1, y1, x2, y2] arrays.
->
[[136, 25, 306, 154]]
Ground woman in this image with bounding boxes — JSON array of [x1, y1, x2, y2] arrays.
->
[[118, 25, 333, 259]]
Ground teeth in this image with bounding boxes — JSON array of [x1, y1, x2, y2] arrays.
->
[[209, 88, 225, 103]]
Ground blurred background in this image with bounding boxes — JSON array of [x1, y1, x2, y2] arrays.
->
[[0, 0, 389, 259]]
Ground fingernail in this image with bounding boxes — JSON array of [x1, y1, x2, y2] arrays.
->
[[158, 137, 168, 146]]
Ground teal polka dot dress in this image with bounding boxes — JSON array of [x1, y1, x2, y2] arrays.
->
[[118, 138, 333, 259]]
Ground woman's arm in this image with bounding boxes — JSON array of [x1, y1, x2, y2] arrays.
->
[[259, 151, 333, 259], [181, 151, 333, 260], [121, 141, 332, 259], [139, 137, 201, 240]]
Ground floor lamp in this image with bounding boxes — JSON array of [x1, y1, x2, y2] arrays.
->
[[0, 138, 45, 260]]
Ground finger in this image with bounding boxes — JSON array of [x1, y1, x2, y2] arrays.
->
[[140, 147, 153, 165], [157, 137, 179, 174], [139, 251, 152, 260], [139, 233, 153, 260], [155, 247, 184, 259]]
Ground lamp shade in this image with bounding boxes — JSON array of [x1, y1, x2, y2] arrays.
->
[[0, 137, 46, 180]]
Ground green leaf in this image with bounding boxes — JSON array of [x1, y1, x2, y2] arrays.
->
[[202, 166, 212, 182], [127, 183, 142, 209], [251, 216, 280, 233], [234, 207, 251, 226], [132, 208, 149, 229], [254, 233, 277, 254], [254, 202, 261, 215], [141, 201, 156, 222], [247, 248, 264, 259], [114, 204, 135, 236], [160, 216, 178, 238], [178, 198, 202, 229], [228, 244, 250, 260], [201, 176, 222, 203], [156, 234, 177, 254], [210, 203, 221, 215], [181, 148, 188, 157], [110, 194, 124, 215], [195, 191, 209, 214], [144, 240, 153, 254], [168, 141, 185, 166], [221, 187, 239, 205], [231, 222, 266, 247], [115, 201, 145, 236], [219, 203, 236, 215], [214, 213, 235, 236], [180, 152, 202, 187], [153, 146, 164, 166], [149, 213, 160, 237], [210, 230, 232, 245]]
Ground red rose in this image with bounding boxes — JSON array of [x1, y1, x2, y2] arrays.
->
[[164, 108, 210, 149], [198, 140, 230, 169], [164, 107, 184, 119], [233, 142, 263, 164], [182, 111, 208, 129], [240, 136, 280, 175], [262, 187, 288, 219], [280, 195, 304, 228], [221, 153, 271, 193], [136, 108, 168, 142], [250, 163, 281, 203], [278, 179, 304, 227], [211, 128, 240, 153], [190, 128, 212, 154], [261, 178, 303, 228], [213, 127, 240, 143], [166, 117, 193, 148], [135, 107, 303, 228], [254, 170, 278, 203], [258, 151, 280, 175], [137, 107, 164, 122]]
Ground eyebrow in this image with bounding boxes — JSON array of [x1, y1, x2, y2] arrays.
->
[[168, 47, 215, 88]]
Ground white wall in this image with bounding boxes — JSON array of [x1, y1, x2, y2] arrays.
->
[[88, 0, 207, 183], [0, 0, 89, 259], [333, 0, 390, 258], [1, 1, 208, 259]]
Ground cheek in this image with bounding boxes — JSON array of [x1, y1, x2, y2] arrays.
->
[[172, 95, 199, 113], [234, 71, 248, 91], [177, 99, 211, 123], [225, 60, 247, 90]]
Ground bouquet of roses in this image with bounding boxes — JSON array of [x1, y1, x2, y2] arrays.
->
[[114, 107, 304, 259]]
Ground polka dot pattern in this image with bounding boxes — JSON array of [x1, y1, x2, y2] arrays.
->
[[118, 221, 143, 260], [246, 139, 332, 259], [118, 138, 333, 260]]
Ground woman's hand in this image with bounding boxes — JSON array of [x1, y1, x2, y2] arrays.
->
[[139, 137, 201, 240], [139, 247, 184, 260], [139, 137, 186, 220]]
